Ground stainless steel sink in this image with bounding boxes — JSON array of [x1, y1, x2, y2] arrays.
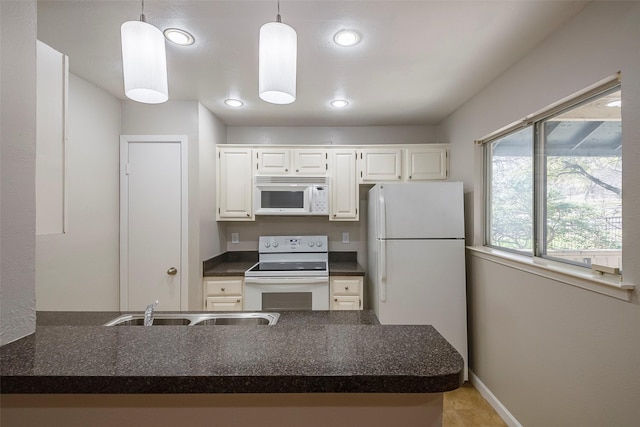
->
[[103, 312, 280, 326]]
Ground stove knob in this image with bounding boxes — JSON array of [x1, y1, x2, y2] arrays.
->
[[308, 241, 315, 247], [264, 241, 271, 248], [315, 240, 323, 247], [272, 241, 279, 248]]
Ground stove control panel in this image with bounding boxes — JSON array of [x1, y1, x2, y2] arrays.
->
[[259, 235, 328, 253]]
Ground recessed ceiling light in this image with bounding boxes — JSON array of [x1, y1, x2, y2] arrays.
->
[[330, 99, 349, 108], [225, 99, 244, 108], [606, 100, 622, 107], [333, 29, 361, 47], [163, 28, 195, 46]]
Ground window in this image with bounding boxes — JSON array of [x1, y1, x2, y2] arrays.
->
[[484, 80, 622, 271]]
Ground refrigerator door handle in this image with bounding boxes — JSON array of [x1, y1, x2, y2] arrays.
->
[[379, 185, 386, 239], [379, 239, 387, 302]]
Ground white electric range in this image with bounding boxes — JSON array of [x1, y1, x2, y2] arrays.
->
[[244, 235, 329, 311]]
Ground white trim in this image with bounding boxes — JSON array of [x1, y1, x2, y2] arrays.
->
[[469, 370, 523, 427], [467, 246, 634, 301], [119, 135, 189, 311]]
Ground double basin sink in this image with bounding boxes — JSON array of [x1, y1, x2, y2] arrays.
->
[[104, 312, 280, 326]]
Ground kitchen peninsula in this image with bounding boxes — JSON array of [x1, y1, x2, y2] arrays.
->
[[1, 311, 463, 427]]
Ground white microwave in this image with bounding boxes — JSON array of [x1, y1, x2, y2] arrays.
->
[[254, 176, 329, 216]]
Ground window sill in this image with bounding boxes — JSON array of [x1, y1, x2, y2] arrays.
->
[[466, 246, 635, 302]]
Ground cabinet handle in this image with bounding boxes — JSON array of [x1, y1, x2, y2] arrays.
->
[[334, 298, 338, 302], [167, 267, 177, 276], [345, 286, 349, 291], [409, 175, 412, 179], [398, 175, 401, 179], [246, 213, 250, 217], [236, 299, 241, 303], [296, 169, 299, 172], [285, 168, 288, 172], [221, 288, 225, 292]]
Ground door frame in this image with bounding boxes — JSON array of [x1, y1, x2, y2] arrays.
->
[[119, 135, 189, 311]]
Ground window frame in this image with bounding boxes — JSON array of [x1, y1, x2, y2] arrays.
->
[[481, 75, 622, 271]]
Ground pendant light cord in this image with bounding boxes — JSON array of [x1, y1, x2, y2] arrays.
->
[[140, 0, 146, 22], [276, 0, 281, 23]]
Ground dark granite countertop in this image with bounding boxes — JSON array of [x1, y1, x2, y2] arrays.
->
[[203, 251, 365, 277], [1, 311, 463, 394], [203, 251, 258, 277]]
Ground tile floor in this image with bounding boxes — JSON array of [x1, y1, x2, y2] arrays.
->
[[443, 382, 507, 427]]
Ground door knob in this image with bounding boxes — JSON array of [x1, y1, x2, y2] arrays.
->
[[167, 267, 177, 276]]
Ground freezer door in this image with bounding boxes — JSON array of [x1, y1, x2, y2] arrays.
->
[[376, 182, 464, 239], [377, 239, 468, 373]]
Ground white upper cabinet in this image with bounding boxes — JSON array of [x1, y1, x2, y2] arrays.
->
[[292, 149, 327, 175], [330, 149, 359, 221], [217, 147, 254, 220], [215, 144, 449, 222], [358, 148, 402, 183], [256, 148, 327, 176], [405, 145, 448, 180]]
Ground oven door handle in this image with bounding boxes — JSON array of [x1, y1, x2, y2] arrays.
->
[[244, 277, 329, 286]]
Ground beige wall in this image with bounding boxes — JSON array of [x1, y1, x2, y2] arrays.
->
[[197, 103, 227, 309], [0, 0, 37, 345], [227, 125, 438, 145], [438, 2, 640, 425], [36, 73, 121, 311]]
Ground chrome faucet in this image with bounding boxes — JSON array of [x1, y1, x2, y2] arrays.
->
[[144, 300, 159, 326]]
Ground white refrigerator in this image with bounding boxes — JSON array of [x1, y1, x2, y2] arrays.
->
[[367, 182, 468, 377]]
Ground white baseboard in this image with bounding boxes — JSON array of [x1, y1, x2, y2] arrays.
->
[[469, 370, 523, 427]]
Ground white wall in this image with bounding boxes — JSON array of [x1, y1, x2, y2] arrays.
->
[[438, 2, 640, 426], [36, 73, 121, 311], [0, 0, 37, 345]]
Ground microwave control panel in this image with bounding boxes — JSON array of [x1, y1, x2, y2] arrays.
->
[[311, 185, 329, 215]]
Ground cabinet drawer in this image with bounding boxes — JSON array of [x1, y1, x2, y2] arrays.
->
[[331, 278, 361, 296], [331, 295, 360, 311], [205, 296, 243, 311], [205, 279, 243, 296]]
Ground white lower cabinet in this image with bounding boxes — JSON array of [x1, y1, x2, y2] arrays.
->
[[203, 277, 243, 311], [330, 276, 363, 311]]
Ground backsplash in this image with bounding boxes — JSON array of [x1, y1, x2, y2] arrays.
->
[[220, 199, 368, 268]]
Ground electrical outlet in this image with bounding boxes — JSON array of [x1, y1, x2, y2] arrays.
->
[[342, 232, 350, 244], [231, 233, 239, 244]]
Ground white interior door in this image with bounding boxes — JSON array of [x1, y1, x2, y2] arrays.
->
[[120, 135, 188, 311]]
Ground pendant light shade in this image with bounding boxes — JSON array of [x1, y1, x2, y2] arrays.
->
[[259, 20, 297, 104], [121, 20, 168, 104]]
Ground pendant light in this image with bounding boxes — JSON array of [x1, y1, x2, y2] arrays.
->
[[120, 0, 168, 104], [259, 1, 297, 104]]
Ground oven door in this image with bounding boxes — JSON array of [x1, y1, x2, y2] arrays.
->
[[244, 277, 329, 311], [254, 184, 311, 215]]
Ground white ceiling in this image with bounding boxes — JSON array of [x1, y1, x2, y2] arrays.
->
[[37, 0, 588, 127]]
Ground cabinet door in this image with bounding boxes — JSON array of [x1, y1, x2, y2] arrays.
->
[[359, 148, 402, 182], [217, 148, 254, 220], [256, 149, 291, 175], [205, 296, 243, 311], [330, 150, 359, 221], [331, 296, 360, 311], [293, 149, 327, 175], [405, 146, 448, 180]]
